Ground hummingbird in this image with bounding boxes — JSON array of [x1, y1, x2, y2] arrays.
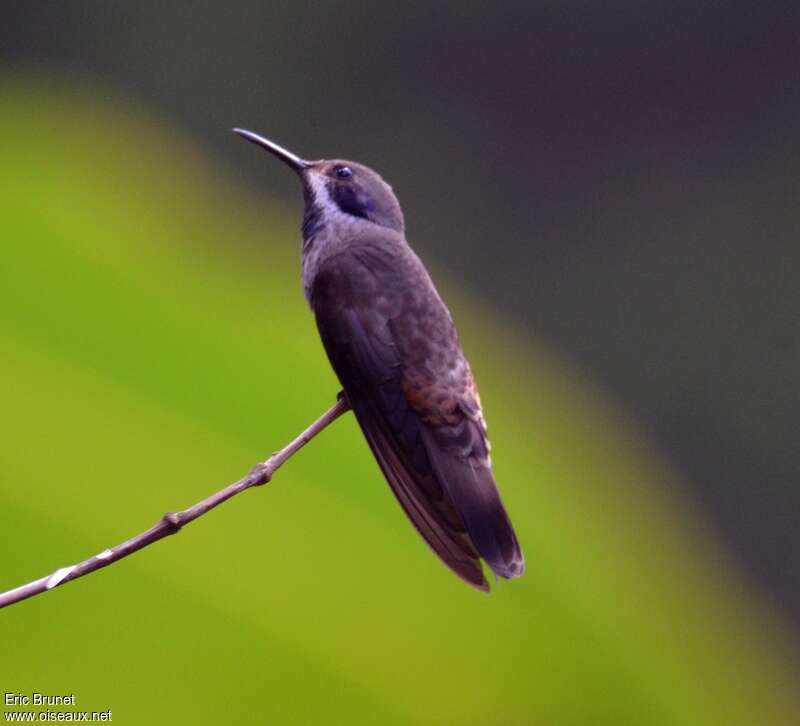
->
[[234, 129, 524, 590]]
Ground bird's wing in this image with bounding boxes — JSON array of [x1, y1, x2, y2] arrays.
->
[[311, 247, 522, 588]]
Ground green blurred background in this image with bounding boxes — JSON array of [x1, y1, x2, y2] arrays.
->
[[2, 3, 799, 724]]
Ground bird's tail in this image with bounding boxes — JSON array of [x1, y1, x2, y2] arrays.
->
[[421, 424, 525, 580]]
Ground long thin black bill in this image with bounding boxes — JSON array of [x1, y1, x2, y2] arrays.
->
[[232, 128, 309, 171]]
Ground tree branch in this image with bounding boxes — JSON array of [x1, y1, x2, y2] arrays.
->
[[0, 395, 351, 610]]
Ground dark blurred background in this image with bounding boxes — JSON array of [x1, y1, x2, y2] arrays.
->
[[2, 0, 798, 623]]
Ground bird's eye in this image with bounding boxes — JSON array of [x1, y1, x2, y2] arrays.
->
[[334, 165, 353, 179]]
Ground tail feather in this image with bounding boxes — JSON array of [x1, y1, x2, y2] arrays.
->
[[421, 425, 525, 580]]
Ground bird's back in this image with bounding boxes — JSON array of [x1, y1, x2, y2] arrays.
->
[[309, 232, 524, 589]]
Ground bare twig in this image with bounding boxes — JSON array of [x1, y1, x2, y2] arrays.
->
[[0, 396, 351, 610]]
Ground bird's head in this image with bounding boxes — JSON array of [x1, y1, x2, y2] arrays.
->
[[233, 129, 405, 242]]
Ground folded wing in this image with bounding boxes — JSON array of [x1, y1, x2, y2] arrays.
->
[[311, 249, 523, 589]]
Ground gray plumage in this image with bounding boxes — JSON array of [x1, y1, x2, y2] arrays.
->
[[235, 129, 524, 590]]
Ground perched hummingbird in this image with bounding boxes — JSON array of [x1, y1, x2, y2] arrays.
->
[[234, 129, 524, 590]]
